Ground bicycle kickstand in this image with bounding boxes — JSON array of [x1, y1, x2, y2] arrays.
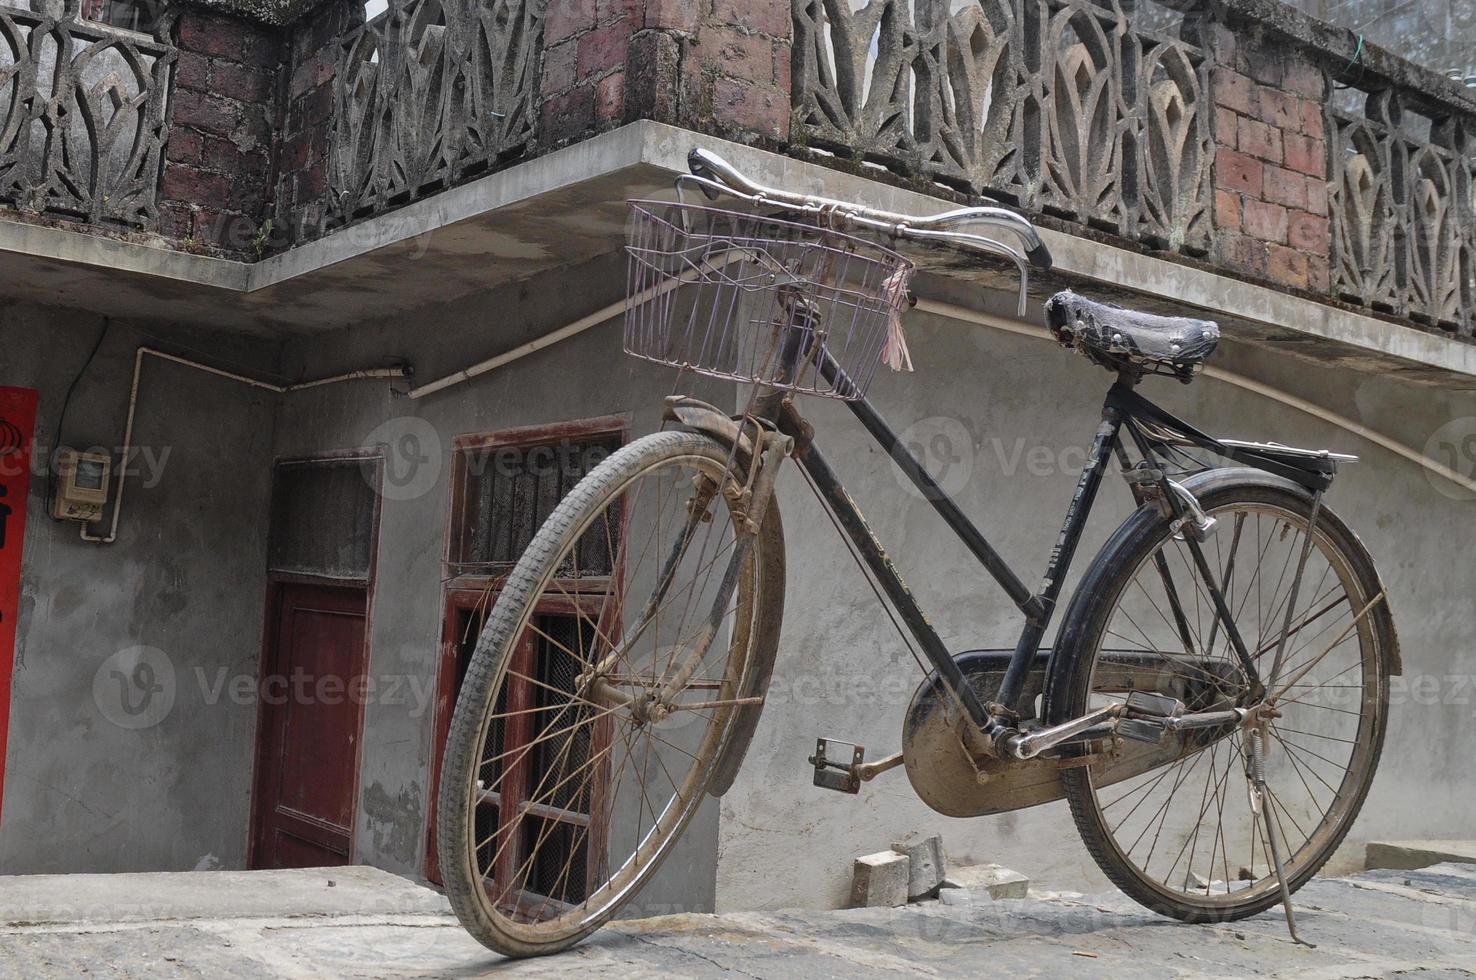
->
[[1247, 727, 1315, 948]]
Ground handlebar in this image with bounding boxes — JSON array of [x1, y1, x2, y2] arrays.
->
[[686, 147, 1053, 275]]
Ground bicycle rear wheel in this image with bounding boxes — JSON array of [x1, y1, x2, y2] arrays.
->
[[1046, 472, 1395, 921], [437, 429, 784, 957]]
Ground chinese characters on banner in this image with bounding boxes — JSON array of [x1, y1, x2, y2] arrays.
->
[[0, 388, 37, 824]]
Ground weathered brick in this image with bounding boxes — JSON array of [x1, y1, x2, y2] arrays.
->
[[1260, 88, 1301, 131], [1212, 67, 1255, 115], [213, 61, 273, 104], [1264, 164, 1307, 209], [172, 89, 243, 137], [290, 48, 335, 100], [162, 163, 232, 206], [1307, 253, 1330, 292], [1214, 107, 1238, 148], [708, 25, 781, 87], [1237, 39, 1283, 87], [1282, 60, 1324, 99], [1304, 176, 1329, 216], [1282, 133, 1324, 177], [596, 69, 625, 123], [1214, 189, 1241, 232], [1219, 232, 1268, 276], [541, 38, 578, 93], [712, 77, 788, 140], [645, 0, 700, 31], [178, 13, 240, 59], [545, 0, 598, 44], [1288, 211, 1330, 254], [291, 84, 334, 130], [164, 128, 205, 165], [711, 0, 790, 36], [625, 29, 682, 121], [1301, 100, 1326, 140], [1243, 198, 1288, 243], [541, 82, 596, 142], [1238, 116, 1282, 163], [596, 0, 641, 26], [577, 21, 632, 76], [176, 51, 211, 92], [1267, 243, 1309, 288], [1215, 147, 1262, 196]]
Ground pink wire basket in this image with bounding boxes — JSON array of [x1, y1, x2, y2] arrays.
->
[[623, 201, 915, 401]]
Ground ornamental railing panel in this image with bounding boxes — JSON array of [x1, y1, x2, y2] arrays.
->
[[1328, 85, 1474, 335], [792, 0, 1212, 255], [328, 0, 544, 224], [0, 0, 174, 226]]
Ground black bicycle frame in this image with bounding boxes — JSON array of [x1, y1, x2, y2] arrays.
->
[[776, 356, 1291, 741]]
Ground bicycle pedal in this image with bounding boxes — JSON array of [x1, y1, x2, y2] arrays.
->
[[1125, 690, 1185, 718], [807, 737, 864, 794], [1116, 717, 1167, 744]]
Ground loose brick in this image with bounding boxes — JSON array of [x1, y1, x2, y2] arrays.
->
[[1283, 132, 1324, 177], [1212, 67, 1255, 115], [1260, 88, 1301, 131], [1267, 243, 1309, 289], [1215, 147, 1263, 196], [1238, 116, 1282, 164], [1214, 189, 1241, 231], [1243, 198, 1288, 243], [1214, 107, 1238, 148], [1264, 164, 1308, 210], [893, 835, 947, 901], [1289, 211, 1330, 254], [850, 851, 909, 908]]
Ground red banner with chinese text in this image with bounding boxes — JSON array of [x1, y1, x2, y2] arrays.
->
[[0, 387, 37, 824]]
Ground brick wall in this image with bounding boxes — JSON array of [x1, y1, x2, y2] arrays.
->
[[159, 9, 284, 255], [540, 0, 791, 147], [1209, 24, 1331, 293]]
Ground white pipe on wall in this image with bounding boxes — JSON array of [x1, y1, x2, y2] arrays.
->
[[80, 348, 409, 545]]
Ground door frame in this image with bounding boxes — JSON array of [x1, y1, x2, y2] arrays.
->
[[246, 450, 383, 869], [424, 414, 628, 883]]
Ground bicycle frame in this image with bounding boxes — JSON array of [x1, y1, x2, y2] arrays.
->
[[768, 355, 1341, 752]]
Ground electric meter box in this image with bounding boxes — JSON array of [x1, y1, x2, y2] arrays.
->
[[51, 449, 110, 523]]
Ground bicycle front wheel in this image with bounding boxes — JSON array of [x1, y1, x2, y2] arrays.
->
[[437, 429, 785, 957], [1046, 471, 1395, 922]]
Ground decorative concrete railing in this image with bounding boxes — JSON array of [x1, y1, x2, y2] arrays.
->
[[0, 0, 174, 226], [326, 0, 544, 223], [1328, 82, 1475, 334], [792, 0, 1215, 255]]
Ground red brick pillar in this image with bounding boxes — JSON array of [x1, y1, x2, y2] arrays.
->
[[1209, 24, 1331, 294], [159, 9, 284, 253], [540, 0, 792, 146]]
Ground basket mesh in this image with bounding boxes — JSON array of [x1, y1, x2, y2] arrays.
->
[[624, 201, 915, 400]]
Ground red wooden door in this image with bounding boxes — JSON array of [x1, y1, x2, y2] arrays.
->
[[250, 583, 368, 869]]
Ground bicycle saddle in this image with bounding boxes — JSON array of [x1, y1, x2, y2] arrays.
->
[[1044, 291, 1220, 381]]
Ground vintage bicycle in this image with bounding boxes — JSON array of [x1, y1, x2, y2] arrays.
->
[[435, 148, 1398, 957]]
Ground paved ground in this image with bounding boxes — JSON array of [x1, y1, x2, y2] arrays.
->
[[3, 863, 1476, 978]]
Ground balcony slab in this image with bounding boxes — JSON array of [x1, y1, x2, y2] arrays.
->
[[1, 121, 1473, 385]]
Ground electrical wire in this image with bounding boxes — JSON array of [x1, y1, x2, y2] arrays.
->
[[48, 317, 111, 509]]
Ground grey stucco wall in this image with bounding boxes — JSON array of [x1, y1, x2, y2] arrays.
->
[[0, 301, 277, 874], [271, 253, 729, 910], [715, 275, 1476, 910]]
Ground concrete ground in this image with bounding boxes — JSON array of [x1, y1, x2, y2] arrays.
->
[[3, 863, 1475, 978]]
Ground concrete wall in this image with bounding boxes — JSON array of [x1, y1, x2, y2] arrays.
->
[[270, 253, 729, 910], [715, 274, 1476, 910], [0, 300, 277, 873]]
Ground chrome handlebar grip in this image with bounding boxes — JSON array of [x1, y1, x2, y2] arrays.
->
[[685, 147, 1053, 272]]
